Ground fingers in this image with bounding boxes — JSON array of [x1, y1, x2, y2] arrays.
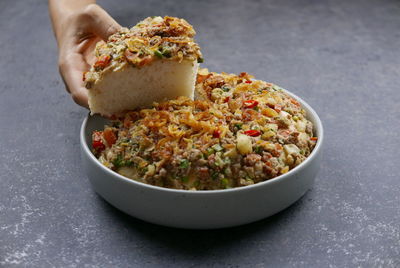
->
[[59, 52, 89, 108], [83, 4, 121, 41], [57, 4, 121, 109]]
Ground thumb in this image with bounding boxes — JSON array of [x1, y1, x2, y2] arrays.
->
[[85, 4, 121, 41]]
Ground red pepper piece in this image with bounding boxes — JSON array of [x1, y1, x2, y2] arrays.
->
[[92, 131, 105, 152], [274, 104, 282, 112], [213, 128, 221, 138], [244, 129, 261, 137], [223, 96, 230, 103], [245, 80, 252, 84], [243, 100, 259, 108], [103, 128, 117, 146], [94, 55, 111, 69], [290, 98, 300, 106]]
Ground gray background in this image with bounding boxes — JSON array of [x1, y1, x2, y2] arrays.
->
[[1, 0, 399, 267]]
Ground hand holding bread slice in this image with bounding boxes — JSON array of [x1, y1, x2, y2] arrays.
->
[[84, 16, 203, 116]]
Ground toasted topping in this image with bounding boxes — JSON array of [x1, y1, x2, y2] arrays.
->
[[85, 16, 203, 87], [92, 70, 317, 190]]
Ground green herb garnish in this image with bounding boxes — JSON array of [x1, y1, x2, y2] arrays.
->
[[234, 123, 243, 130], [180, 159, 190, 169], [254, 146, 263, 154], [211, 172, 219, 180], [206, 148, 215, 156], [224, 158, 231, 165], [154, 49, 163, 58], [221, 178, 229, 188], [125, 160, 134, 167], [161, 47, 171, 58], [221, 85, 230, 92], [212, 144, 224, 152], [112, 155, 124, 169]]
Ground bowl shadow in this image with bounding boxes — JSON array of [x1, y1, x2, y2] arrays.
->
[[94, 189, 312, 257]]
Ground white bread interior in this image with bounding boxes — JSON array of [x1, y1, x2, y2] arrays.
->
[[88, 59, 199, 116]]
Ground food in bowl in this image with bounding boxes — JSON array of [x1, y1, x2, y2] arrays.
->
[[91, 69, 317, 190], [84, 16, 203, 116]]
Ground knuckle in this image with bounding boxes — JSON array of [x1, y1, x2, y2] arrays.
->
[[66, 10, 83, 24], [58, 56, 70, 72], [58, 59, 66, 70], [71, 92, 81, 104], [83, 4, 100, 18], [107, 24, 120, 35], [72, 4, 99, 22]]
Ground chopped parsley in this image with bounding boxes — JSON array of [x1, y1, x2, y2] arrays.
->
[[221, 85, 230, 92], [254, 146, 263, 154], [211, 172, 219, 180], [112, 155, 125, 168], [154, 49, 163, 58], [234, 123, 243, 130], [180, 159, 190, 169]]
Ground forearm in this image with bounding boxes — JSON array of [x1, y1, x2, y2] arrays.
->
[[49, 0, 95, 44]]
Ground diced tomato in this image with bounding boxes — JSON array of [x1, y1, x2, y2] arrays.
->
[[242, 109, 259, 121], [223, 96, 230, 103], [198, 167, 209, 177], [123, 116, 132, 128], [245, 80, 252, 84], [278, 129, 290, 138], [243, 100, 258, 108], [271, 150, 281, 157], [103, 128, 117, 146], [290, 98, 300, 106], [196, 74, 211, 84], [138, 55, 153, 67], [94, 55, 111, 69], [275, 144, 283, 150], [244, 129, 261, 137], [92, 131, 105, 152], [213, 128, 221, 138], [274, 104, 282, 113], [124, 49, 138, 63]]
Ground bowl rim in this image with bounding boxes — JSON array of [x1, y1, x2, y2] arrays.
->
[[80, 89, 323, 195]]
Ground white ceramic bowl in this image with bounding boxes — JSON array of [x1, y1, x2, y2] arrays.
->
[[80, 90, 323, 229]]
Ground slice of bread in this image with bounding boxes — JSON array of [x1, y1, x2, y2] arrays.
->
[[88, 60, 198, 116], [84, 16, 203, 116]]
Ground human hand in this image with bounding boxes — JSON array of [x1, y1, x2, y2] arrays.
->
[[55, 4, 121, 108]]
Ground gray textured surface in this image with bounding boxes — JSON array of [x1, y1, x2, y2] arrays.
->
[[1, 0, 399, 267]]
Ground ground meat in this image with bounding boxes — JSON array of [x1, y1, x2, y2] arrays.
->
[[94, 70, 317, 190]]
